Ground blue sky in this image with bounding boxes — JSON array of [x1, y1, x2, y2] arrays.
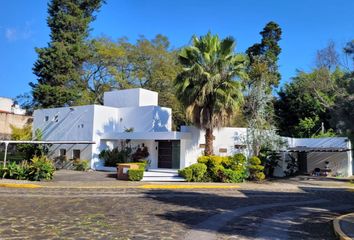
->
[[0, 0, 353, 99]]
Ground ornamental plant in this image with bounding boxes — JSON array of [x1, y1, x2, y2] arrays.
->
[[179, 153, 248, 183], [248, 156, 265, 181]]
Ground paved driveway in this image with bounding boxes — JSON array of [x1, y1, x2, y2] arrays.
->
[[0, 173, 353, 239]]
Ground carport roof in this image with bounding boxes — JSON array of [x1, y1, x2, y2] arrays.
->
[[281, 146, 350, 152]]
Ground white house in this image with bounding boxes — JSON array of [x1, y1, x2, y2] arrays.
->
[[33, 88, 353, 177]]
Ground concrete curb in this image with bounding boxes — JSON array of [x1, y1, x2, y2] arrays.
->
[[333, 213, 354, 240]]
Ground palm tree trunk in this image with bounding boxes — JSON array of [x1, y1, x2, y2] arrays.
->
[[204, 128, 214, 156]]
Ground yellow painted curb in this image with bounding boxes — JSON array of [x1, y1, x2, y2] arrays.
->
[[0, 183, 42, 189], [333, 213, 354, 240], [139, 184, 239, 189], [43, 185, 140, 189]]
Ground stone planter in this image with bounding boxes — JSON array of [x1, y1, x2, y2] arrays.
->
[[116, 163, 140, 180]]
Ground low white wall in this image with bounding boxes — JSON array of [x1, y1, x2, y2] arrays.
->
[[181, 126, 249, 167]]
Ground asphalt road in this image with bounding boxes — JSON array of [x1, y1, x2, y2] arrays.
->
[[0, 178, 353, 239], [0, 171, 354, 240]]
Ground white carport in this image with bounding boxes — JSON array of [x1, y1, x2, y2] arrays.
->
[[281, 137, 352, 176], [0, 140, 95, 166]]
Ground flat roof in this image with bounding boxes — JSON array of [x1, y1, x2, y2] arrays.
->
[[280, 147, 351, 153], [0, 140, 95, 145], [101, 131, 191, 140]]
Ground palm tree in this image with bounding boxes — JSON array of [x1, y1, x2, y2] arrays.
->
[[175, 33, 247, 155]]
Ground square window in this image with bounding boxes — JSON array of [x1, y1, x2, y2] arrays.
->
[[45, 116, 49, 122], [59, 149, 66, 156], [72, 149, 80, 159]]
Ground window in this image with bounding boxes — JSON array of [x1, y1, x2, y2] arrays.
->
[[53, 115, 59, 122], [72, 149, 81, 159], [78, 124, 84, 128], [234, 144, 247, 150], [59, 149, 66, 156], [45, 116, 49, 122]]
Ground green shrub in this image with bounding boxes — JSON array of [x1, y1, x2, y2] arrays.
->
[[183, 154, 249, 183], [248, 156, 265, 181], [227, 153, 247, 171], [179, 163, 207, 182], [218, 168, 246, 183], [0, 156, 55, 181], [0, 161, 29, 180], [128, 169, 144, 181], [73, 159, 90, 171], [197, 155, 229, 181], [99, 147, 132, 167], [27, 156, 55, 181]]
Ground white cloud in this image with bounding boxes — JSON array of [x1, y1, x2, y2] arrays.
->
[[5, 28, 18, 41], [4, 21, 34, 42]]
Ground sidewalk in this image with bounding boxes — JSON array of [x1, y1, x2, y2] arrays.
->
[[333, 213, 354, 240]]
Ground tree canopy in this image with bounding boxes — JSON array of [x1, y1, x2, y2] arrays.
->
[[175, 32, 247, 155], [30, 0, 103, 108]]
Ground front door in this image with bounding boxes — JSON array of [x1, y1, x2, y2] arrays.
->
[[298, 152, 308, 173], [158, 140, 180, 169]]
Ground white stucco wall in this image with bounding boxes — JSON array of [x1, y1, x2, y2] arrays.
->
[[103, 88, 158, 108], [92, 105, 171, 170], [180, 126, 249, 167], [33, 105, 95, 162]]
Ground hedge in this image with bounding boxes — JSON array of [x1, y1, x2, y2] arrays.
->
[[128, 169, 144, 181]]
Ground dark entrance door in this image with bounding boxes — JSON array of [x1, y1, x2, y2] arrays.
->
[[298, 152, 308, 173], [158, 140, 180, 169]]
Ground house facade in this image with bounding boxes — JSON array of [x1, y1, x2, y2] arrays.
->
[[33, 88, 353, 176], [0, 97, 31, 140]]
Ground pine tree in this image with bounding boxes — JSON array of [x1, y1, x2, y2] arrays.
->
[[244, 22, 283, 156], [30, 0, 103, 108]]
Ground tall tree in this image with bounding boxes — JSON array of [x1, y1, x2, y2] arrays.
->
[[246, 21, 282, 88], [175, 33, 246, 155], [244, 21, 282, 156], [30, 0, 103, 108], [83, 35, 186, 128]]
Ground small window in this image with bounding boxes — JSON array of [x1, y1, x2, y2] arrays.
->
[[78, 124, 84, 128], [219, 148, 227, 153], [45, 116, 49, 122], [59, 149, 66, 156], [72, 149, 81, 159], [53, 115, 59, 122], [234, 144, 246, 149]]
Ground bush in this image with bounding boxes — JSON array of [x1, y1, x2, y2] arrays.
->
[[0, 156, 55, 181], [0, 161, 29, 180], [128, 169, 144, 181], [99, 147, 132, 167], [178, 163, 207, 182], [248, 156, 265, 181], [197, 155, 229, 181], [131, 146, 149, 162], [73, 159, 90, 171], [196, 154, 248, 183], [226, 153, 247, 171], [27, 156, 55, 181], [218, 168, 246, 183]]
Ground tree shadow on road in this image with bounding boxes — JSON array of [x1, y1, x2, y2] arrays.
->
[[142, 187, 354, 239]]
